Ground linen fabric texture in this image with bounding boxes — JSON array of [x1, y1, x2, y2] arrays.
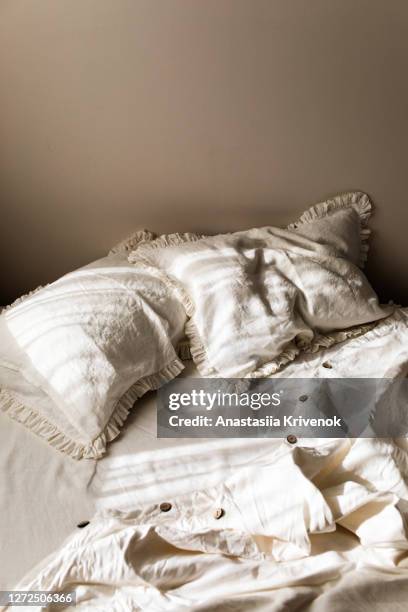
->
[[129, 192, 393, 378], [8, 436, 408, 612], [0, 236, 187, 459]]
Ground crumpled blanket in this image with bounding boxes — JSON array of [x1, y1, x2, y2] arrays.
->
[[6, 436, 408, 612]]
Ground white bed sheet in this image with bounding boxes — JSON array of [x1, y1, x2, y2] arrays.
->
[[1, 309, 408, 593], [0, 361, 207, 590]]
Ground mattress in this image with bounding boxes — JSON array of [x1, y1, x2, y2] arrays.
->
[[1, 309, 408, 592]]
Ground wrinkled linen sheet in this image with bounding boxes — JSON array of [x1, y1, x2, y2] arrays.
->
[[6, 437, 408, 611], [2, 309, 408, 610], [3, 309, 408, 611]]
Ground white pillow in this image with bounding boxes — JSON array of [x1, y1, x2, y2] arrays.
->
[[0, 237, 187, 459], [129, 192, 393, 378]]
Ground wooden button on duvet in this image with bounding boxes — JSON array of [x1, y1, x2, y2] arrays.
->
[[160, 502, 172, 512], [77, 521, 90, 528], [286, 434, 297, 444], [213, 508, 225, 519], [322, 361, 333, 369], [298, 394, 308, 402]]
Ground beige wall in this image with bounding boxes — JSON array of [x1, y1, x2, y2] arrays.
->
[[0, 0, 407, 305]]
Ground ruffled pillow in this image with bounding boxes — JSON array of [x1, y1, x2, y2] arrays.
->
[[0, 235, 187, 459], [129, 192, 393, 378]]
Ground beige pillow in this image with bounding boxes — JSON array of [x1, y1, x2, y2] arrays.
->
[[129, 192, 393, 378], [0, 240, 187, 459]]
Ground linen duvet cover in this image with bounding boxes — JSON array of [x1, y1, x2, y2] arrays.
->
[[9, 438, 408, 612], [2, 309, 408, 612]]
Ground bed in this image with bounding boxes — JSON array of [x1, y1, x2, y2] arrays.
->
[[2, 311, 408, 607], [1, 193, 408, 610]]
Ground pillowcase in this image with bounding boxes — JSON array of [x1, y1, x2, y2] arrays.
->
[[129, 192, 393, 378], [0, 232, 188, 459]]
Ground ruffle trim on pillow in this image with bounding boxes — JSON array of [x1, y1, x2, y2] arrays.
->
[[184, 317, 216, 376], [287, 191, 372, 268], [129, 232, 204, 257], [108, 229, 158, 255], [0, 357, 184, 460], [298, 321, 379, 353], [177, 339, 192, 361], [2, 284, 47, 313]]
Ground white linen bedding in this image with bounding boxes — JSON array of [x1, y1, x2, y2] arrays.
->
[[0, 249, 187, 460], [1, 308, 408, 610], [8, 438, 408, 612], [130, 192, 393, 379]]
